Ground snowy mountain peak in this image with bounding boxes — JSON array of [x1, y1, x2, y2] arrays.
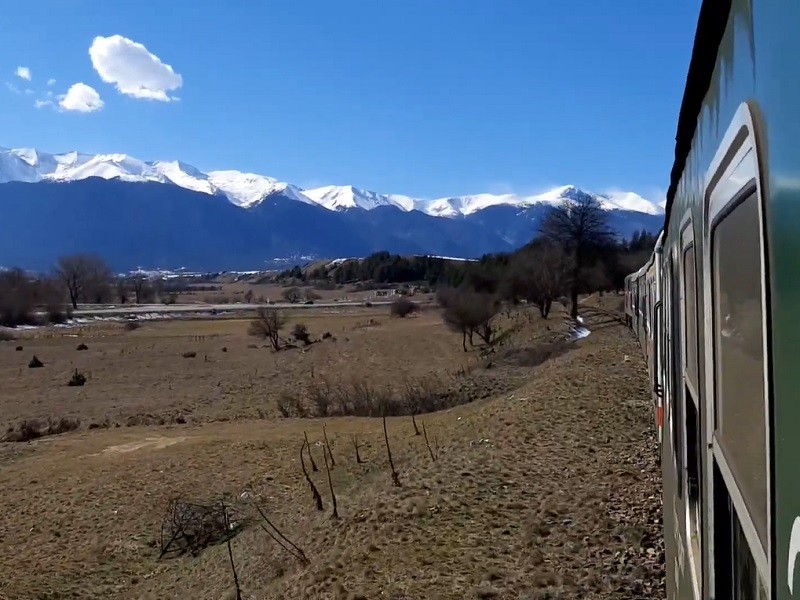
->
[[0, 146, 665, 217]]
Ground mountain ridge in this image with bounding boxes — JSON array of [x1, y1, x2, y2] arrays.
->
[[0, 146, 665, 217]]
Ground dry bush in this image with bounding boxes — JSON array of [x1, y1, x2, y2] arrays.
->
[[17, 419, 42, 442], [3, 419, 43, 442], [249, 308, 285, 351], [67, 369, 87, 386], [292, 323, 312, 346], [28, 355, 44, 368], [275, 391, 308, 418], [390, 296, 417, 318], [160, 499, 246, 558], [46, 417, 80, 435], [439, 288, 501, 351], [0, 329, 16, 341], [308, 377, 336, 417], [182, 351, 197, 359], [123, 321, 141, 331], [76, 343, 88, 351]]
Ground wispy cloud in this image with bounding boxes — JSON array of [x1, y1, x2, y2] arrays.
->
[[89, 34, 182, 101], [58, 83, 104, 113], [15, 66, 31, 81], [34, 99, 54, 109], [47, 78, 56, 87], [5, 82, 21, 94]]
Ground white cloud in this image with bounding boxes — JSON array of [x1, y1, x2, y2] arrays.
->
[[15, 66, 31, 81], [47, 78, 56, 86], [89, 34, 182, 101], [34, 99, 54, 109], [58, 83, 104, 112], [24, 88, 34, 95], [5, 82, 20, 94]]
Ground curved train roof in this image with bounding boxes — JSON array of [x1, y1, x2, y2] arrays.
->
[[663, 0, 732, 235]]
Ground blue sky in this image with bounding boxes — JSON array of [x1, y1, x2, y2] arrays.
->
[[0, 1, 700, 200]]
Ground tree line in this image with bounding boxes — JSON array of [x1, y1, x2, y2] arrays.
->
[[283, 196, 657, 319], [0, 255, 180, 327], [1, 196, 658, 328]]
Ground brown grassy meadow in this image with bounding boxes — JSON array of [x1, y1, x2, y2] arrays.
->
[[0, 297, 664, 599]]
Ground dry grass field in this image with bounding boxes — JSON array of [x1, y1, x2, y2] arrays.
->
[[0, 296, 664, 599]]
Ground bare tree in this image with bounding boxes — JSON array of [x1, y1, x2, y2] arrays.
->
[[282, 287, 302, 303], [438, 288, 499, 351], [248, 308, 285, 351], [55, 254, 113, 309], [505, 243, 573, 318], [538, 194, 615, 318], [129, 274, 151, 304]]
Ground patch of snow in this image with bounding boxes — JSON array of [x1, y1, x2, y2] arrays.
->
[[569, 326, 591, 341]]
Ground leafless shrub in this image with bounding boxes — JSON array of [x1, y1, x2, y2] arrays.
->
[[248, 308, 285, 351], [47, 416, 80, 435], [159, 499, 245, 559], [439, 288, 501, 351], [275, 391, 307, 418], [123, 321, 140, 331], [28, 355, 44, 368], [76, 343, 88, 351], [3, 419, 43, 442], [182, 351, 197, 359], [67, 369, 87, 386], [390, 296, 417, 318], [308, 378, 335, 417], [292, 322, 312, 346]]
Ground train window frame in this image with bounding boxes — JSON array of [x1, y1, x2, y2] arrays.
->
[[702, 101, 772, 597], [679, 212, 703, 596]]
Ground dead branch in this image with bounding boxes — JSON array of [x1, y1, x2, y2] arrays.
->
[[221, 503, 243, 600], [322, 424, 336, 468], [300, 440, 324, 511], [412, 413, 421, 436], [304, 431, 318, 472], [383, 416, 401, 487], [251, 500, 309, 565], [352, 434, 363, 464], [323, 443, 339, 519], [422, 421, 436, 462], [159, 498, 244, 559]]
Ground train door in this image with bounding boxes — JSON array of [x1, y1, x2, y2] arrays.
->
[[703, 103, 771, 599], [679, 218, 703, 597]]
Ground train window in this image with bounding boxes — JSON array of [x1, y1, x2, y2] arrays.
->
[[713, 462, 769, 599], [682, 245, 699, 390], [711, 191, 768, 550], [685, 386, 702, 559]]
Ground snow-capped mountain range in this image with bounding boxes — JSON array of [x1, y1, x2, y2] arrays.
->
[[0, 147, 664, 217]]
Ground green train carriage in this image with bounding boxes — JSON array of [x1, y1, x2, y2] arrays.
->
[[627, 0, 800, 597]]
